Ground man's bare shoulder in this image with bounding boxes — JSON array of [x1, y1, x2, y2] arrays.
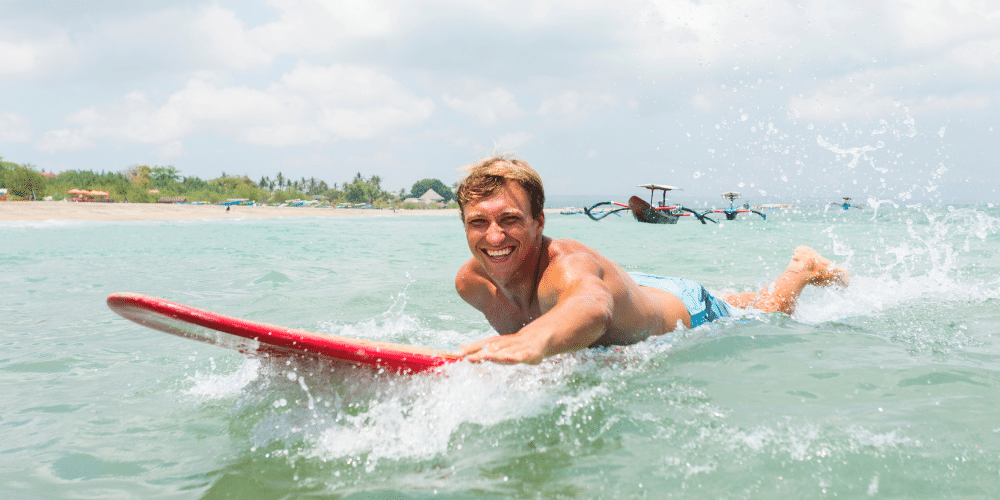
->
[[544, 238, 619, 275], [455, 259, 491, 305], [538, 239, 613, 293], [545, 237, 602, 260]]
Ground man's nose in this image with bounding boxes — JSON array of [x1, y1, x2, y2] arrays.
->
[[486, 222, 505, 243]]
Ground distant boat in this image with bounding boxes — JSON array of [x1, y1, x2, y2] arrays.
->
[[703, 192, 766, 221], [829, 197, 866, 210], [585, 184, 711, 224]]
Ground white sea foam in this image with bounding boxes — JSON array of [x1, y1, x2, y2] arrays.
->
[[0, 218, 94, 229], [185, 357, 262, 399]]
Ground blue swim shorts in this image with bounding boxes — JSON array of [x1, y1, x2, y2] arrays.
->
[[628, 273, 732, 328]]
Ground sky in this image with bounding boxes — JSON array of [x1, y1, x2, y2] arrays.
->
[[1, 0, 998, 205]]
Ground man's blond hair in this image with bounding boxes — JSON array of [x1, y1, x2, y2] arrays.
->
[[455, 155, 545, 220]]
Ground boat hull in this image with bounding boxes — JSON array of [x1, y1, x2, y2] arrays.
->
[[628, 196, 678, 224]]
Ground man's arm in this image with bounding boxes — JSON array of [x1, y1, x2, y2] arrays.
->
[[458, 253, 614, 364]]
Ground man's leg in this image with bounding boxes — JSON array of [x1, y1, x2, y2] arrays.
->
[[720, 246, 849, 315]]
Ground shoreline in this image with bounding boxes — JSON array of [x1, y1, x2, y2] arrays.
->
[[0, 201, 562, 221]]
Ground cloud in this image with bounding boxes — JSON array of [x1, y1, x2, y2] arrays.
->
[[155, 140, 185, 160], [36, 129, 96, 153], [191, 4, 272, 69], [249, 0, 403, 55], [890, 0, 1000, 50], [41, 62, 435, 150], [282, 62, 435, 139], [787, 34, 1000, 122], [494, 131, 532, 150], [538, 91, 617, 123], [787, 87, 900, 122], [0, 112, 33, 143], [443, 88, 524, 127], [0, 34, 72, 77]]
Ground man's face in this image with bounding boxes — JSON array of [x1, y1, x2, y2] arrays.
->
[[462, 180, 544, 286]]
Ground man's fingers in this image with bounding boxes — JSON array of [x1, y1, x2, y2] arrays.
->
[[458, 339, 489, 357]]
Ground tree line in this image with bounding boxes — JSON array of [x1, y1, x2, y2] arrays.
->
[[0, 157, 455, 207]]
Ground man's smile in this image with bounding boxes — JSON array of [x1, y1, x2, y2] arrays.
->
[[483, 245, 515, 260]]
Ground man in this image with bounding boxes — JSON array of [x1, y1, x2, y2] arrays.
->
[[455, 155, 849, 364]]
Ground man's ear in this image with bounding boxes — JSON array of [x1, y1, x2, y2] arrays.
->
[[536, 211, 545, 232]]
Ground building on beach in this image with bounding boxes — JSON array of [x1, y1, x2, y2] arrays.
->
[[403, 188, 446, 206]]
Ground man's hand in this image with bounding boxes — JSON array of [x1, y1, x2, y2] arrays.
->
[[458, 333, 546, 365]]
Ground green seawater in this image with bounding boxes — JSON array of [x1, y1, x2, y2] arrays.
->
[[2, 205, 999, 499]]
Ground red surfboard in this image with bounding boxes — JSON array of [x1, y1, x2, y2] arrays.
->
[[107, 292, 460, 373]]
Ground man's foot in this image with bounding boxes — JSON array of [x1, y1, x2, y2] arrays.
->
[[789, 246, 850, 288]]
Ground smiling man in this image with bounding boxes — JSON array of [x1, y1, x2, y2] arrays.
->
[[454, 155, 849, 364]]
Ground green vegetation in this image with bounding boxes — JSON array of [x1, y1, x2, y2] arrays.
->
[[408, 178, 455, 202], [0, 159, 46, 199], [0, 157, 452, 208]]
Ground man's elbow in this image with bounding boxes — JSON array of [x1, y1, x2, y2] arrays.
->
[[579, 293, 614, 331]]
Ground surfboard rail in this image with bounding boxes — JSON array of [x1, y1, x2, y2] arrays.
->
[[107, 292, 460, 373]]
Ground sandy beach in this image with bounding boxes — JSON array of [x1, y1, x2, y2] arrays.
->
[[0, 201, 564, 221], [0, 201, 460, 221]]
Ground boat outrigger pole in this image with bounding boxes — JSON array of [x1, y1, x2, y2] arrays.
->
[[583, 201, 630, 220]]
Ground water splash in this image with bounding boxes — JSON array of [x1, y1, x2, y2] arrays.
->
[[185, 357, 261, 399], [797, 207, 1000, 325], [816, 135, 887, 172]]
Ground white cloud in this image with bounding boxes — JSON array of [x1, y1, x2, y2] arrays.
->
[[0, 34, 72, 77], [0, 112, 32, 143], [155, 140, 185, 160], [248, 0, 403, 56], [192, 4, 272, 69], [443, 88, 524, 127], [891, 0, 1000, 50], [788, 87, 900, 122], [787, 33, 1000, 122], [42, 62, 435, 150], [538, 91, 617, 123], [494, 131, 532, 150], [36, 129, 96, 153], [913, 92, 993, 114]]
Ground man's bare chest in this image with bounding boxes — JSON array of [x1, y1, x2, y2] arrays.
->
[[484, 293, 542, 335]]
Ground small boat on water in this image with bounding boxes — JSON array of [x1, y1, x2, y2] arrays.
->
[[705, 192, 766, 220], [585, 184, 711, 224], [829, 197, 866, 210]]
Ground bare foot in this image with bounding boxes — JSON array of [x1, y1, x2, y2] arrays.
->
[[789, 246, 850, 288]]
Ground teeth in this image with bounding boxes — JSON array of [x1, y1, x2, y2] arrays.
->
[[486, 247, 512, 258]]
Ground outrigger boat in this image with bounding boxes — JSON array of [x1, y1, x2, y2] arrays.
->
[[584, 184, 712, 224], [829, 196, 865, 210], [706, 192, 766, 220]]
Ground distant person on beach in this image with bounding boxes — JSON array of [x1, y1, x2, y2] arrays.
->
[[454, 155, 849, 364]]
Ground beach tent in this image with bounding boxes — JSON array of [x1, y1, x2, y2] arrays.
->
[[68, 189, 110, 201], [417, 189, 445, 204]]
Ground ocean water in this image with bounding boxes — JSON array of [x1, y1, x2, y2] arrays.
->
[[2, 204, 999, 499]]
